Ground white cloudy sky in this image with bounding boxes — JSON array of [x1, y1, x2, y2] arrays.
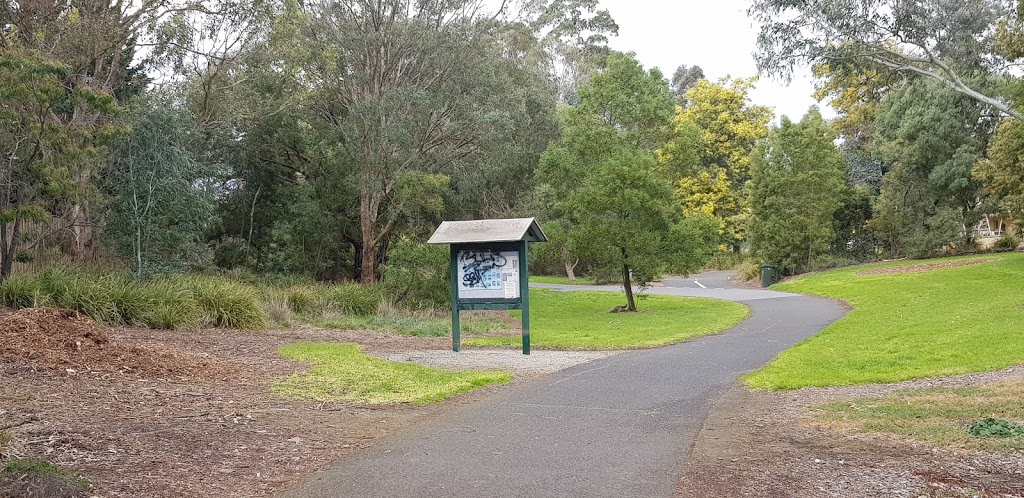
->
[[549, 0, 833, 121]]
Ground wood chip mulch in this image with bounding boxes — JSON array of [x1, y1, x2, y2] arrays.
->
[[0, 309, 485, 497]]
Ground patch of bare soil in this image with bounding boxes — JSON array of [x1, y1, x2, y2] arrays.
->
[[678, 370, 1024, 498], [0, 310, 507, 497], [856, 258, 999, 277]]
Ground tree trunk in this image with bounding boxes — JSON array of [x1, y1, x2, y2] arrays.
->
[[562, 245, 577, 281], [621, 247, 636, 312], [359, 183, 377, 283], [0, 218, 21, 280]]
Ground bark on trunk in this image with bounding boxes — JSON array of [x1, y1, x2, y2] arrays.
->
[[0, 218, 21, 280], [359, 183, 378, 284], [621, 247, 636, 312], [562, 245, 577, 281]]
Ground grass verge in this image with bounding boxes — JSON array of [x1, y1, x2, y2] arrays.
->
[[464, 289, 748, 349], [817, 376, 1024, 454], [0, 458, 91, 497], [319, 312, 508, 337], [745, 253, 1024, 389], [528, 275, 597, 285], [273, 343, 511, 405]]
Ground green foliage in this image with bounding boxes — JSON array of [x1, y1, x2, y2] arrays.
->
[[382, 239, 449, 309], [0, 48, 117, 278], [870, 79, 993, 258], [465, 289, 747, 349], [993, 235, 1021, 250], [746, 253, 1024, 389], [975, 118, 1024, 222], [286, 286, 325, 316], [966, 418, 1024, 438], [0, 274, 49, 308], [187, 277, 268, 329], [323, 284, 382, 316], [273, 343, 511, 405], [748, 108, 847, 274], [103, 100, 214, 276], [537, 52, 716, 310]]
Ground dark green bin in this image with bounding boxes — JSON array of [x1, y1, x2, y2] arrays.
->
[[760, 264, 779, 287]]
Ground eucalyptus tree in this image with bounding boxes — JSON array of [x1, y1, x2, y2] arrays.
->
[[750, 0, 1021, 118], [103, 102, 214, 276], [869, 79, 996, 256]]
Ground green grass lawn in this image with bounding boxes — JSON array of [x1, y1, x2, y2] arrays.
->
[[528, 275, 598, 285], [817, 377, 1024, 454], [464, 289, 748, 349], [745, 253, 1024, 389], [274, 343, 510, 405], [319, 313, 508, 337]]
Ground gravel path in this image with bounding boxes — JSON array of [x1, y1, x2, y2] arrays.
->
[[374, 349, 618, 375]]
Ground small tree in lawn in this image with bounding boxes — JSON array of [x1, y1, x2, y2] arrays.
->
[[748, 108, 846, 274], [537, 52, 717, 311]]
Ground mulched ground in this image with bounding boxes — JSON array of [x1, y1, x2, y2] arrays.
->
[[856, 258, 999, 277], [0, 309, 495, 497], [678, 370, 1024, 497]]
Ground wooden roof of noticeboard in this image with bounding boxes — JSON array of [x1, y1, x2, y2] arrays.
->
[[427, 218, 548, 244]]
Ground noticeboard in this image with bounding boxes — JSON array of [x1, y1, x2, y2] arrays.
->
[[457, 249, 520, 300], [427, 218, 547, 355]]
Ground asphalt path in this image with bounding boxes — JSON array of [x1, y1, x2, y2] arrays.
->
[[280, 272, 846, 498]]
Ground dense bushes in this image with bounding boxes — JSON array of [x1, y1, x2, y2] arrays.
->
[[0, 266, 392, 330], [382, 239, 449, 309]]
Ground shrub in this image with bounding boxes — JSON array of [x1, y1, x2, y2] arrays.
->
[[323, 284, 381, 316], [38, 267, 124, 324], [382, 239, 449, 309], [966, 418, 1024, 438], [0, 274, 48, 308], [286, 286, 325, 315], [736, 261, 761, 282], [703, 252, 746, 271], [187, 277, 268, 329], [138, 278, 203, 330], [993, 235, 1021, 251]]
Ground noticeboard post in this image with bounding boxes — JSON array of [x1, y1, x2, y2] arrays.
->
[[428, 218, 547, 355]]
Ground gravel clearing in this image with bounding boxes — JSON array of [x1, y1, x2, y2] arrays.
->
[[374, 349, 618, 375]]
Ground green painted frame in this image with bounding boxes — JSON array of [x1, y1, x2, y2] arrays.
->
[[449, 240, 532, 354]]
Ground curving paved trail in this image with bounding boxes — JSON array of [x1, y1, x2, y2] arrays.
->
[[280, 273, 846, 498]]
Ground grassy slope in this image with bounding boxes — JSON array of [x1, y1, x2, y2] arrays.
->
[[528, 275, 597, 285], [464, 289, 748, 349], [274, 343, 510, 405], [745, 253, 1024, 389]]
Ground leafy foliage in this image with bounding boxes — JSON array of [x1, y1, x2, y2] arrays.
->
[[537, 52, 716, 310], [966, 418, 1024, 438], [748, 109, 846, 273], [103, 100, 214, 276]]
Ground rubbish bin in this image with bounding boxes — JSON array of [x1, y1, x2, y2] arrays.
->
[[760, 264, 779, 288]]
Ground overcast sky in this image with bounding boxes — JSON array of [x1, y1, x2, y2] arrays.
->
[[577, 0, 833, 122]]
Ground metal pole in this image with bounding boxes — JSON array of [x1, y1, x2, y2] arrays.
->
[[450, 245, 460, 352], [520, 240, 530, 355]]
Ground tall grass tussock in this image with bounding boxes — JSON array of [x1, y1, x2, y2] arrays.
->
[[0, 266, 389, 331]]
